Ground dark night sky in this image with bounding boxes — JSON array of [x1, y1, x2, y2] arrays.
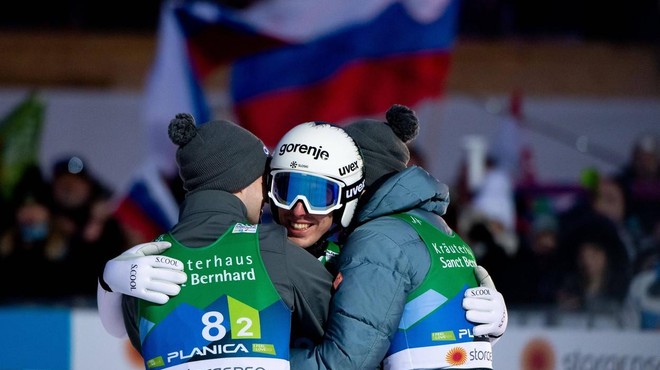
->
[[0, 0, 658, 43]]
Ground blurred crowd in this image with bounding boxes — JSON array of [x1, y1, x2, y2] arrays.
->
[[0, 156, 130, 306], [433, 132, 660, 330], [1, 132, 658, 331]]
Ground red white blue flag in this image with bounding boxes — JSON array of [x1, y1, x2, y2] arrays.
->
[[113, 161, 180, 243], [146, 0, 460, 149]]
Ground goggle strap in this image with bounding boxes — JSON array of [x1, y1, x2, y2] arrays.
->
[[343, 178, 365, 202]]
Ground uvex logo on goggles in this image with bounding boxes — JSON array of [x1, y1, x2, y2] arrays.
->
[[278, 143, 329, 160], [345, 178, 365, 201]]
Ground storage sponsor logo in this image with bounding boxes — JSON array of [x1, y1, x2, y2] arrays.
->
[[445, 343, 492, 367], [445, 347, 467, 366]]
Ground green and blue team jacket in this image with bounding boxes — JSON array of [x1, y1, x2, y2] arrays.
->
[[138, 223, 291, 370], [384, 213, 492, 369]]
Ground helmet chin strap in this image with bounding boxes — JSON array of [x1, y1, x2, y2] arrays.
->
[[305, 239, 329, 259]]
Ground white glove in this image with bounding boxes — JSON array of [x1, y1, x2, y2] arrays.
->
[[463, 265, 508, 340], [101, 241, 187, 304]]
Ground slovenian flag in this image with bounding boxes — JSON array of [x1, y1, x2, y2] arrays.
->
[[231, 0, 460, 147], [145, 0, 460, 150]]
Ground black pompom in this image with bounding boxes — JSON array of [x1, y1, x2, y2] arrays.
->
[[168, 113, 197, 146], [385, 104, 419, 143]]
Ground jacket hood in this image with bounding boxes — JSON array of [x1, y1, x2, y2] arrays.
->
[[354, 166, 450, 225]]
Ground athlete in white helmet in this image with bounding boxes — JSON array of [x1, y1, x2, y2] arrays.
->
[[267, 121, 364, 267]]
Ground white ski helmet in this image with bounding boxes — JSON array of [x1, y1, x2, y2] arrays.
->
[[268, 122, 365, 228]]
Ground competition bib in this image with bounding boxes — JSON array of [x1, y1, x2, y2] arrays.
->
[[384, 213, 493, 370], [138, 224, 291, 370]]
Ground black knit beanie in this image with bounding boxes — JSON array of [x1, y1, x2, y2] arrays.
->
[[344, 104, 420, 187], [168, 113, 270, 194]]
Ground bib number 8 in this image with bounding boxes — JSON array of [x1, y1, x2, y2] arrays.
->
[[201, 311, 227, 341]]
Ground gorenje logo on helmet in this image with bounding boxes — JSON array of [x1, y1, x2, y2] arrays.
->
[[279, 143, 329, 160]]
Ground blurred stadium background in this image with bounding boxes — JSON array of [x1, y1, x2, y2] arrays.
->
[[0, 1, 658, 369]]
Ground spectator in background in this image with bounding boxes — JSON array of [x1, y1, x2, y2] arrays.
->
[[0, 165, 69, 303], [51, 156, 113, 241], [556, 170, 634, 295], [50, 155, 130, 303], [452, 147, 519, 304], [614, 133, 660, 244], [506, 213, 564, 307], [593, 175, 640, 264], [461, 154, 519, 257], [556, 234, 629, 315]]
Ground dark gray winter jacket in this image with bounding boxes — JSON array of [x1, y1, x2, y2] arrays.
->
[[121, 189, 333, 351]]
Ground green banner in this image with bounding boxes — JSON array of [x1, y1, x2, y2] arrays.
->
[[0, 91, 45, 200]]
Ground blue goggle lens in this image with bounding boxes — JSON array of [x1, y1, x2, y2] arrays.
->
[[271, 172, 341, 213]]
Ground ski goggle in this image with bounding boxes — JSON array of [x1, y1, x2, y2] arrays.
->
[[269, 170, 344, 215]]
